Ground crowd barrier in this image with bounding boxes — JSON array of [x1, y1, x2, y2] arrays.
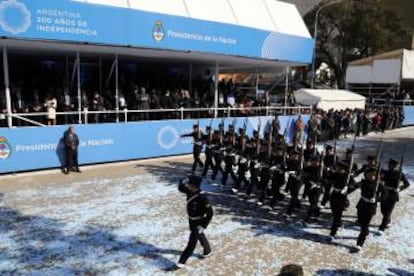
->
[[0, 115, 309, 174]]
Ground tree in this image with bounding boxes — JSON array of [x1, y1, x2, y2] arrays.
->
[[305, 0, 410, 88]]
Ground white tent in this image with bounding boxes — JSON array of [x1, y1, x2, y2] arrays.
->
[[293, 89, 366, 111]]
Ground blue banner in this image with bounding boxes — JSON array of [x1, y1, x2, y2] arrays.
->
[[403, 106, 414, 126], [0, 115, 309, 173], [0, 0, 314, 63]]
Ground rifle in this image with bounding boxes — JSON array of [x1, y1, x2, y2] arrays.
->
[[343, 136, 357, 194], [333, 138, 338, 165], [208, 118, 213, 141], [319, 143, 327, 180], [256, 118, 261, 156], [219, 118, 224, 145], [375, 134, 383, 165], [268, 123, 273, 159], [398, 145, 407, 184], [283, 118, 291, 146], [299, 135, 306, 173], [232, 118, 237, 146], [375, 150, 384, 195]]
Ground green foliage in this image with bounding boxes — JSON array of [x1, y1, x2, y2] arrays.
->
[[305, 0, 410, 87]]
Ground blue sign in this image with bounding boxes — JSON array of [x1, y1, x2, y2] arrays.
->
[[0, 115, 309, 174], [0, 0, 314, 64], [403, 106, 414, 126]]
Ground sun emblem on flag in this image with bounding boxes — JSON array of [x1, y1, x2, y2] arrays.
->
[[0, 136, 11, 159], [152, 20, 165, 42], [0, 0, 31, 35]]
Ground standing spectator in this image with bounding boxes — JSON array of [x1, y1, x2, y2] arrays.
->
[[90, 91, 105, 123], [137, 87, 150, 120], [59, 87, 73, 125], [180, 90, 192, 119], [294, 115, 306, 148], [45, 92, 57, 125], [30, 90, 44, 124], [11, 85, 29, 126], [160, 89, 173, 119], [64, 126, 81, 174]]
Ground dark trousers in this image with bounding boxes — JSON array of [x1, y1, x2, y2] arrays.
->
[[66, 148, 78, 170], [321, 182, 332, 206], [202, 153, 214, 177], [330, 192, 346, 236], [270, 174, 285, 207], [192, 145, 204, 172], [179, 221, 211, 264], [357, 201, 376, 246], [234, 166, 249, 190], [306, 190, 322, 221], [379, 198, 396, 231], [246, 163, 259, 196], [211, 155, 224, 180], [221, 164, 237, 186], [286, 177, 302, 215]]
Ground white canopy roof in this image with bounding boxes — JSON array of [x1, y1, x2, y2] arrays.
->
[[71, 0, 311, 38], [294, 89, 366, 111]]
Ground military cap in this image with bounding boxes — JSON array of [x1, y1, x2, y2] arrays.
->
[[188, 173, 203, 188], [367, 155, 376, 161], [325, 145, 333, 150], [346, 148, 353, 154], [365, 165, 378, 174], [388, 158, 399, 165]]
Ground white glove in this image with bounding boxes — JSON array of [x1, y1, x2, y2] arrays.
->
[[197, 226, 205, 234]]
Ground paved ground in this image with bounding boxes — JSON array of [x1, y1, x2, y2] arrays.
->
[[0, 128, 413, 275]]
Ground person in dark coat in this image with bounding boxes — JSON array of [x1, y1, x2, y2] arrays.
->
[[378, 158, 410, 234], [354, 166, 380, 252], [64, 126, 81, 174], [328, 161, 349, 240], [181, 124, 204, 172], [177, 174, 213, 268]]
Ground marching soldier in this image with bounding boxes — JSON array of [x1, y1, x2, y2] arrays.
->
[[285, 149, 302, 217], [177, 173, 213, 268], [378, 158, 410, 234], [269, 145, 287, 207], [354, 166, 380, 252], [246, 130, 261, 197], [201, 126, 215, 178], [321, 145, 337, 207], [232, 128, 250, 193], [304, 155, 324, 222], [328, 161, 349, 240], [221, 125, 238, 188], [355, 155, 377, 178], [211, 125, 225, 183], [181, 123, 204, 172]]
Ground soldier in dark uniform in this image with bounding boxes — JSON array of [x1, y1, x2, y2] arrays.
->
[[378, 158, 410, 234], [329, 161, 349, 240], [257, 137, 272, 206], [285, 150, 302, 217], [201, 126, 215, 178], [354, 166, 380, 251], [302, 140, 319, 200], [304, 155, 324, 222], [321, 145, 336, 207], [269, 145, 287, 207], [232, 128, 250, 193], [181, 124, 204, 172], [343, 148, 358, 208], [211, 126, 225, 182], [246, 130, 261, 197], [221, 125, 238, 188], [354, 155, 377, 179], [177, 173, 213, 268]]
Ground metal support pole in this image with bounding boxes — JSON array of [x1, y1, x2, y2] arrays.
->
[[115, 54, 119, 123], [99, 56, 102, 94], [285, 66, 289, 115], [3, 46, 12, 128], [76, 51, 82, 124], [189, 63, 193, 93], [214, 61, 219, 118]]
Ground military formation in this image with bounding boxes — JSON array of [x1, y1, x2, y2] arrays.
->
[[181, 116, 411, 253]]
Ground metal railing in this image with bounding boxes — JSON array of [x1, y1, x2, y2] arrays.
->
[[1, 106, 312, 128], [367, 98, 414, 107]]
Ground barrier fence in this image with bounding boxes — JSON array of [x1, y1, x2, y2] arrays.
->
[[0, 114, 310, 174]]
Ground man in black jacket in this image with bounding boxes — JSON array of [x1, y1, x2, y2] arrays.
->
[[177, 173, 213, 268], [379, 158, 410, 234], [64, 126, 81, 174]]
